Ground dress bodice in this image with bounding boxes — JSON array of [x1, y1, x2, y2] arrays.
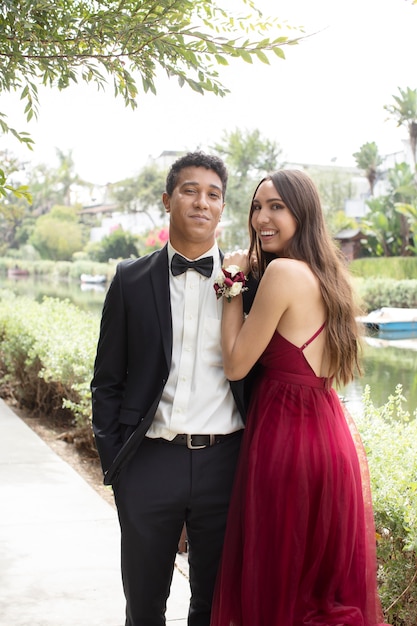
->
[[259, 325, 329, 389]]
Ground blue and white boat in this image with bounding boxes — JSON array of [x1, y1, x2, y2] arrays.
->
[[358, 307, 417, 339]]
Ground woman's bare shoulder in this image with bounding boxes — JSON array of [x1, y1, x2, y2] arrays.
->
[[265, 258, 315, 283]]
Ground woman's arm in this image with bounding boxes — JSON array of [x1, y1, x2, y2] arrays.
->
[[220, 253, 293, 380]]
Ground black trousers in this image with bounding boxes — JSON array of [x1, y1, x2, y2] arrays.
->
[[113, 431, 243, 626]]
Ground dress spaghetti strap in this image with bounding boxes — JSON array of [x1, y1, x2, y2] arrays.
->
[[300, 321, 326, 351]]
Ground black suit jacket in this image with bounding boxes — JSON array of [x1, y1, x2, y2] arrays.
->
[[91, 245, 257, 484]]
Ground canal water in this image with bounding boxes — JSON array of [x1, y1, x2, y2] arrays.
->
[[339, 337, 417, 418], [1, 275, 416, 418]]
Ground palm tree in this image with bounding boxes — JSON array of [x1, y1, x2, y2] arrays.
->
[[55, 148, 88, 206], [384, 87, 417, 167], [352, 141, 383, 195]]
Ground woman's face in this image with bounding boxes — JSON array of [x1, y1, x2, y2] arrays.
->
[[251, 179, 297, 255]]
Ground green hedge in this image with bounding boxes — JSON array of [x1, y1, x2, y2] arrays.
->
[[350, 257, 417, 280], [357, 386, 417, 625], [0, 290, 98, 430], [354, 278, 417, 311], [348, 257, 417, 312]]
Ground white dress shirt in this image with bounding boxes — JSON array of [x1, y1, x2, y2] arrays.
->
[[146, 242, 244, 439]]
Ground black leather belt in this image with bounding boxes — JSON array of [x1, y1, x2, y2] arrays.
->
[[154, 432, 240, 449]]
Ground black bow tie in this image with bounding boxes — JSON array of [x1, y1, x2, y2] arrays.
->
[[171, 253, 214, 278]]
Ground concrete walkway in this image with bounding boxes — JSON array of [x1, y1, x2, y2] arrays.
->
[[0, 398, 190, 626]]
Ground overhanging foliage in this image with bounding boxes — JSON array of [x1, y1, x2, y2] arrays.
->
[[0, 0, 300, 131]]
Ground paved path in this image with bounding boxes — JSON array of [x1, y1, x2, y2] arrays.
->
[[0, 398, 190, 625]]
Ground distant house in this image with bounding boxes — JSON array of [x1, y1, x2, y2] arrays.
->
[[79, 204, 118, 221], [152, 150, 187, 170], [79, 201, 166, 243], [334, 228, 365, 262]]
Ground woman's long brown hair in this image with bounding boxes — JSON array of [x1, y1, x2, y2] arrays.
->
[[248, 169, 362, 387]]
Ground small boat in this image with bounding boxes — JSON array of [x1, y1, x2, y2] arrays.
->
[[7, 267, 29, 277], [357, 307, 417, 339], [80, 273, 107, 284]]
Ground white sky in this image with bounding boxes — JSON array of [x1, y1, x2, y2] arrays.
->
[[2, 0, 417, 186]]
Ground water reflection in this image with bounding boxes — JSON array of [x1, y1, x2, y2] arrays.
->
[[339, 338, 417, 418], [80, 282, 107, 294], [0, 275, 107, 317]]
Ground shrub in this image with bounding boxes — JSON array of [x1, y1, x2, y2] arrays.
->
[[138, 226, 169, 253], [29, 208, 85, 260], [86, 228, 140, 262], [354, 278, 417, 311], [0, 291, 98, 432], [356, 386, 417, 625], [350, 257, 417, 280]]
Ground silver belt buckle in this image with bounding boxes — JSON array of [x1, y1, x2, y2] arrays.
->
[[186, 434, 215, 449]]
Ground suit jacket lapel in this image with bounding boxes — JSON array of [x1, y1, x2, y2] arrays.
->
[[150, 246, 172, 368]]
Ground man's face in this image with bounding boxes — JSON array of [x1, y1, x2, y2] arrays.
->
[[163, 166, 224, 255]]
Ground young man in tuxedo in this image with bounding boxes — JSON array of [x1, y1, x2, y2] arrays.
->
[[91, 152, 254, 626]]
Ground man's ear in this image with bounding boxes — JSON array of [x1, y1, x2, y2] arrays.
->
[[162, 192, 170, 213]]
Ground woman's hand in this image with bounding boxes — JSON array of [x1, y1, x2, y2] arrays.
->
[[223, 249, 250, 275]]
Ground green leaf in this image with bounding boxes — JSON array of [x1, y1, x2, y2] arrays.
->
[[187, 79, 205, 95], [254, 49, 270, 64], [272, 47, 286, 60], [214, 54, 229, 66], [239, 50, 253, 64]]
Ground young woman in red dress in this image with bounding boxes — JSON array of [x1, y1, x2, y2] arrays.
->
[[210, 170, 389, 626]]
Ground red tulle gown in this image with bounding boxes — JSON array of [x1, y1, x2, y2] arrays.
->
[[211, 325, 389, 626]]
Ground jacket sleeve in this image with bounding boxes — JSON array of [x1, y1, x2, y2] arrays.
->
[[91, 262, 129, 473]]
